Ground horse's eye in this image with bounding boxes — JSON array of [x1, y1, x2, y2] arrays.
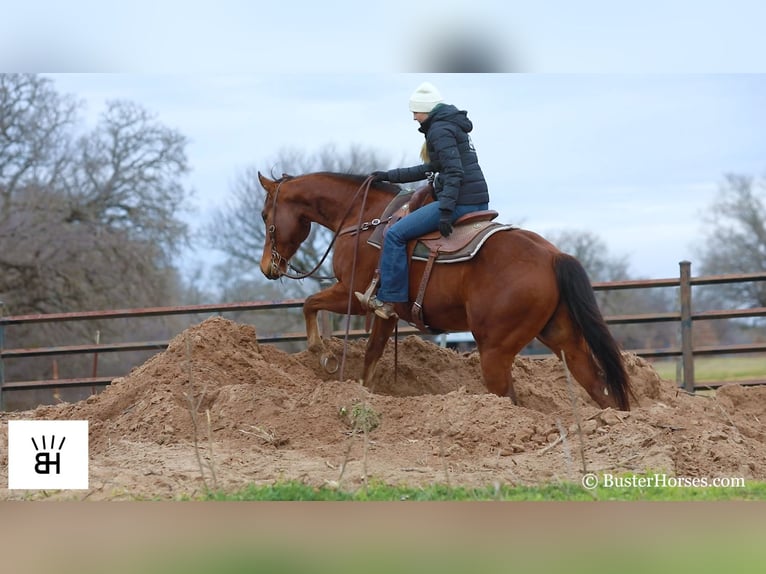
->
[[261, 212, 267, 222]]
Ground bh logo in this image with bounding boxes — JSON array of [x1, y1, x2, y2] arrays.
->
[[7, 420, 89, 490], [32, 434, 66, 475]]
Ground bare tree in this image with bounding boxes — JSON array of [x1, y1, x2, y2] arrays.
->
[[1, 93, 192, 316], [0, 75, 195, 394], [64, 99, 191, 257], [0, 185, 172, 314], [0, 74, 78, 213], [696, 173, 766, 308]]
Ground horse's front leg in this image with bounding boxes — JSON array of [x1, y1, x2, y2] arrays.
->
[[361, 316, 397, 389], [303, 282, 366, 352]]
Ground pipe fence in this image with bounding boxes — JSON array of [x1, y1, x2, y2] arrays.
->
[[2, 261, 765, 410]]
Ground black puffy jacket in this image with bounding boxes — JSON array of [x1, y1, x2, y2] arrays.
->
[[384, 103, 489, 215]]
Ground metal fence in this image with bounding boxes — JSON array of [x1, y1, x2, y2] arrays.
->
[[2, 261, 766, 410]]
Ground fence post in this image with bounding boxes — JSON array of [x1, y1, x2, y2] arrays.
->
[[1, 299, 5, 411], [679, 261, 695, 393]]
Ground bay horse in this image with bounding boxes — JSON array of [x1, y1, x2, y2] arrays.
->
[[257, 171, 632, 411]]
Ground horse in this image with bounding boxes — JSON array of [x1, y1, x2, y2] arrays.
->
[[257, 171, 632, 411]]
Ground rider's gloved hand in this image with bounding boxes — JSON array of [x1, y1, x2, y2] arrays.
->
[[439, 211, 453, 237]]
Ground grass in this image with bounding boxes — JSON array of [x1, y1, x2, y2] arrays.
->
[[202, 477, 766, 501], [650, 355, 766, 384]]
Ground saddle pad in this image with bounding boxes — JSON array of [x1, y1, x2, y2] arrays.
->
[[412, 222, 516, 263]]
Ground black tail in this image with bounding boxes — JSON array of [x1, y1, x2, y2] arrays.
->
[[555, 254, 632, 410]]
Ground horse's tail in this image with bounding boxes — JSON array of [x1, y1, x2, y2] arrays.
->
[[554, 253, 632, 410]]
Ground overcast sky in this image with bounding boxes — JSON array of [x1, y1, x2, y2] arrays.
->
[[43, 73, 765, 281]]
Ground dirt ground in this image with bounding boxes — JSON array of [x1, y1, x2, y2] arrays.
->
[[2, 316, 765, 500]]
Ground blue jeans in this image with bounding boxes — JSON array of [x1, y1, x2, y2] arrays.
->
[[376, 202, 489, 302]]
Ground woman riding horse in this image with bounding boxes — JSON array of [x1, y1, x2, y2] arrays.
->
[[358, 81, 490, 320]]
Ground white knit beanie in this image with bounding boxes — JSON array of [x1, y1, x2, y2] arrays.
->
[[408, 81, 444, 113]]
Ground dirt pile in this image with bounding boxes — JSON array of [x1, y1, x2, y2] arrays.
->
[[2, 316, 765, 500]]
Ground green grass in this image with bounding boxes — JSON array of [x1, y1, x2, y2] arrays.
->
[[650, 356, 766, 384], [201, 477, 766, 501]]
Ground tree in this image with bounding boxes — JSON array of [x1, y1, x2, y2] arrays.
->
[[0, 74, 195, 393], [64, 99, 191, 256], [1, 184, 172, 313], [1, 85, 191, 316], [696, 173, 766, 308], [692, 172, 766, 343], [0, 74, 78, 213]]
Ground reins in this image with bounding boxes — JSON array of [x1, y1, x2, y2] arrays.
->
[[338, 176, 374, 381]]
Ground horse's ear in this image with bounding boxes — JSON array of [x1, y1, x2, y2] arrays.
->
[[257, 171, 274, 190]]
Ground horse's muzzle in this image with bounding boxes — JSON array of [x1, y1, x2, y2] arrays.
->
[[260, 258, 282, 280], [263, 267, 282, 280]]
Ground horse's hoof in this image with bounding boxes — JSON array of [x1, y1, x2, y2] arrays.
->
[[320, 353, 339, 374], [307, 341, 324, 353]]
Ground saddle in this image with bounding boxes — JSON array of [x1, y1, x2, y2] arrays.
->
[[367, 184, 434, 247], [365, 183, 517, 332], [368, 183, 512, 261]]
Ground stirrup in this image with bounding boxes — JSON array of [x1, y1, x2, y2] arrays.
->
[[354, 271, 380, 309], [354, 291, 370, 307]]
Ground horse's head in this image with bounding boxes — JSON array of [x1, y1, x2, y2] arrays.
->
[[257, 172, 312, 279]]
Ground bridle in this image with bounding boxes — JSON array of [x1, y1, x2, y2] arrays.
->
[[265, 176, 305, 279], [265, 174, 382, 280]]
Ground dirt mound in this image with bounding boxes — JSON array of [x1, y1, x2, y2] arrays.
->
[[2, 316, 765, 499]]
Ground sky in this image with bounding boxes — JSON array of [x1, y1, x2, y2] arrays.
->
[[43, 73, 766, 281], [6, 0, 764, 283]]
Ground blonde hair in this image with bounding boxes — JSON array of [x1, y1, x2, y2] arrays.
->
[[420, 142, 430, 163]]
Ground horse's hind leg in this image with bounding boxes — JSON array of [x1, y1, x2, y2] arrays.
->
[[537, 304, 615, 409], [473, 311, 551, 403], [478, 345, 519, 403]]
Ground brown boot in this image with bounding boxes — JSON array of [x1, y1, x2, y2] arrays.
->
[[368, 296, 398, 320]]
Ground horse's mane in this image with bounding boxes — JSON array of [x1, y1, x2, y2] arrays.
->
[[306, 171, 402, 195]]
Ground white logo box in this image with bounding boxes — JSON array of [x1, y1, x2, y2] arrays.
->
[[7, 420, 89, 490]]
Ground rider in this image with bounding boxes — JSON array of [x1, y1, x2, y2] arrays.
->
[[357, 81, 490, 320]]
